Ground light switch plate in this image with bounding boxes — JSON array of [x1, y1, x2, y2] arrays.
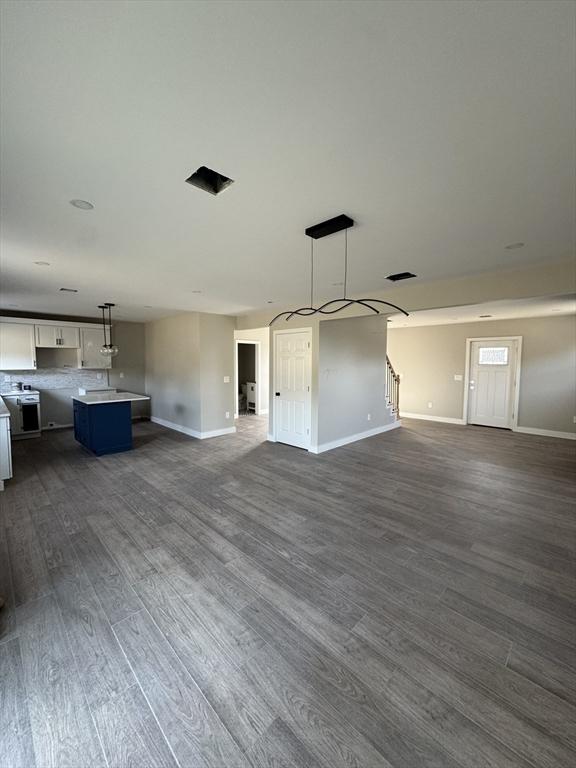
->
[[454, 374, 463, 381], [223, 376, 230, 383]]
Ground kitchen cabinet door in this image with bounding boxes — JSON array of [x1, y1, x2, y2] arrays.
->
[[59, 326, 80, 348], [0, 324, 36, 370], [35, 324, 60, 347], [81, 327, 111, 369]]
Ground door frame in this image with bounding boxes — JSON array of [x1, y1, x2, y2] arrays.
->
[[234, 339, 261, 417], [272, 327, 312, 448], [462, 336, 523, 429]]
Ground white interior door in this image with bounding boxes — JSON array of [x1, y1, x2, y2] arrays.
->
[[274, 330, 311, 449], [468, 340, 517, 428]]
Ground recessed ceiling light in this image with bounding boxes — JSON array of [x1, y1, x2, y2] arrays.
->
[[505, 242, 524, 250], [70, 199, 94, 210], [479, 314, 492, 318], [332, 282, 344, 287], [59, 287, 78, 293], [266, 300, 275, 304], [144, 305, 153, 308], [185, 166, 234, 195], [386, 272, 417, 282], [34, 261, 50, 266]]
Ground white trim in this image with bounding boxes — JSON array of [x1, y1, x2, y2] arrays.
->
[[400, 412, 466, 425], [309, 420, 401, 454], [272, 327, 313, 449], [513, 426, 576, 440], [463, 336, 522, 428], [151, 416, 236, 439], [267, 433, 276, 442]]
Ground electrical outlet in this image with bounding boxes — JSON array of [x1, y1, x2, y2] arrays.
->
[[225, 411, 230, 419], [97, 373, 103, 380], [223, 376, 230, 383], [119, 372, 124, 379], [427, 401, 433, 409], [367, 413, 371, 421]]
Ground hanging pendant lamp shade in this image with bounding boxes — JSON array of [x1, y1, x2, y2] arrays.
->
[[98, 303, 119, 357], [270, 215, 409, 325]]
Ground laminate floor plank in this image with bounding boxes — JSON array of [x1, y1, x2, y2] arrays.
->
[[1, 416, 574, 768], [112, 608, 250, 768], [91, 684, 179, 768], [0, 638, 36, 768], [17, 594, 106, 768]]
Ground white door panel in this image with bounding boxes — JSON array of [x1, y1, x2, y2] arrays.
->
[[274, 330, 311, 449], [468, 340, 516, 428]]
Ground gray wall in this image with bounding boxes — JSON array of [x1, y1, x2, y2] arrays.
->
[[145, 312, 235, 436], [318, 314, 394, 447], [198, 313, 235, 433], [387, 314, 576, 434], [109, 321, 149, 419], [145, 313, 201, 432]]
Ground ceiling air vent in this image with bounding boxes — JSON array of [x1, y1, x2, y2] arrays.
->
[[386, 272, 417, 282], [185, 166, 234, 195]]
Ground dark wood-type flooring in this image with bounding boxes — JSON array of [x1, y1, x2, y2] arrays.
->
[[1, 415, 575, 767]]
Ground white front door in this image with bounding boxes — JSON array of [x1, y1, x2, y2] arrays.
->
[[468, 340, 517, 428], [274, 330, 311, 449]]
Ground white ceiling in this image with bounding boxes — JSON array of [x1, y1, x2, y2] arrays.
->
[[1, 0, 574, 322], [387, 293, 576, 328]]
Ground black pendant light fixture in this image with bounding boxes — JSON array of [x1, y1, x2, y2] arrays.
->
[[270, 215, 409, 325], [98, 302, 119, 357]]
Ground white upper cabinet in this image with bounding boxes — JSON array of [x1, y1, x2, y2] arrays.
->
[[0, 323, 36, 370], [81, 327, 111, 369], [35, 324, 80, 348]]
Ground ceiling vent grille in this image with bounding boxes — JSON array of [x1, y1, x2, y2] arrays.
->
[[185, 166, 234, 195], [386, 272, 417, 282]]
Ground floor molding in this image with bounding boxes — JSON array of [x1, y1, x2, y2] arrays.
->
[[401, 412, 466, 425], [151, 416, 236, 439], [514, 426, 576, 441], [310, 420, 401, 454]]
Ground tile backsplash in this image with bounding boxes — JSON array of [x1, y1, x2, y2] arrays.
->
[[1, 368, 108, 391]]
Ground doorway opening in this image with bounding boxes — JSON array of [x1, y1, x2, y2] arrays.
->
[[463, 336, 522, 429], [236, 341, 258, 416]]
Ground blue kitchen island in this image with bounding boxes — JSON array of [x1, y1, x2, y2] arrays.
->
[[72, 392, 150, 456]]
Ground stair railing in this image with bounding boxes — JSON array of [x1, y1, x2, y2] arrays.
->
[[386, 355, 400, 417]]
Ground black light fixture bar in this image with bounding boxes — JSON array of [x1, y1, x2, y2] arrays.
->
[[305, 214, 354, 240]]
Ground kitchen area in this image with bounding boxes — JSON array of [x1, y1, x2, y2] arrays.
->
[[0, 315, 148, 488]]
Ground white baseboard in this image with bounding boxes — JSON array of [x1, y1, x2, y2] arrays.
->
[[309, 420, 401, 454], [259, 409, 269, 416], [151, 416, 236, 440], [513, 426, 576, 441], [400, 412, 466, 425]]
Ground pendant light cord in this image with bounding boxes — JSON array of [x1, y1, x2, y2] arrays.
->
[[108, 304, 113, 347], [343, 228, 348, 299], [310, 239, 314, 308], [100, 305, 108, 346]]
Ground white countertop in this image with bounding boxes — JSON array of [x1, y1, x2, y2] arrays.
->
[[0, 388, 40, 396], [72, 391, 150, 405]]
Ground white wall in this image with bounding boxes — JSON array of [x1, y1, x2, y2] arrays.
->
[[387, 314, 576, 437]]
